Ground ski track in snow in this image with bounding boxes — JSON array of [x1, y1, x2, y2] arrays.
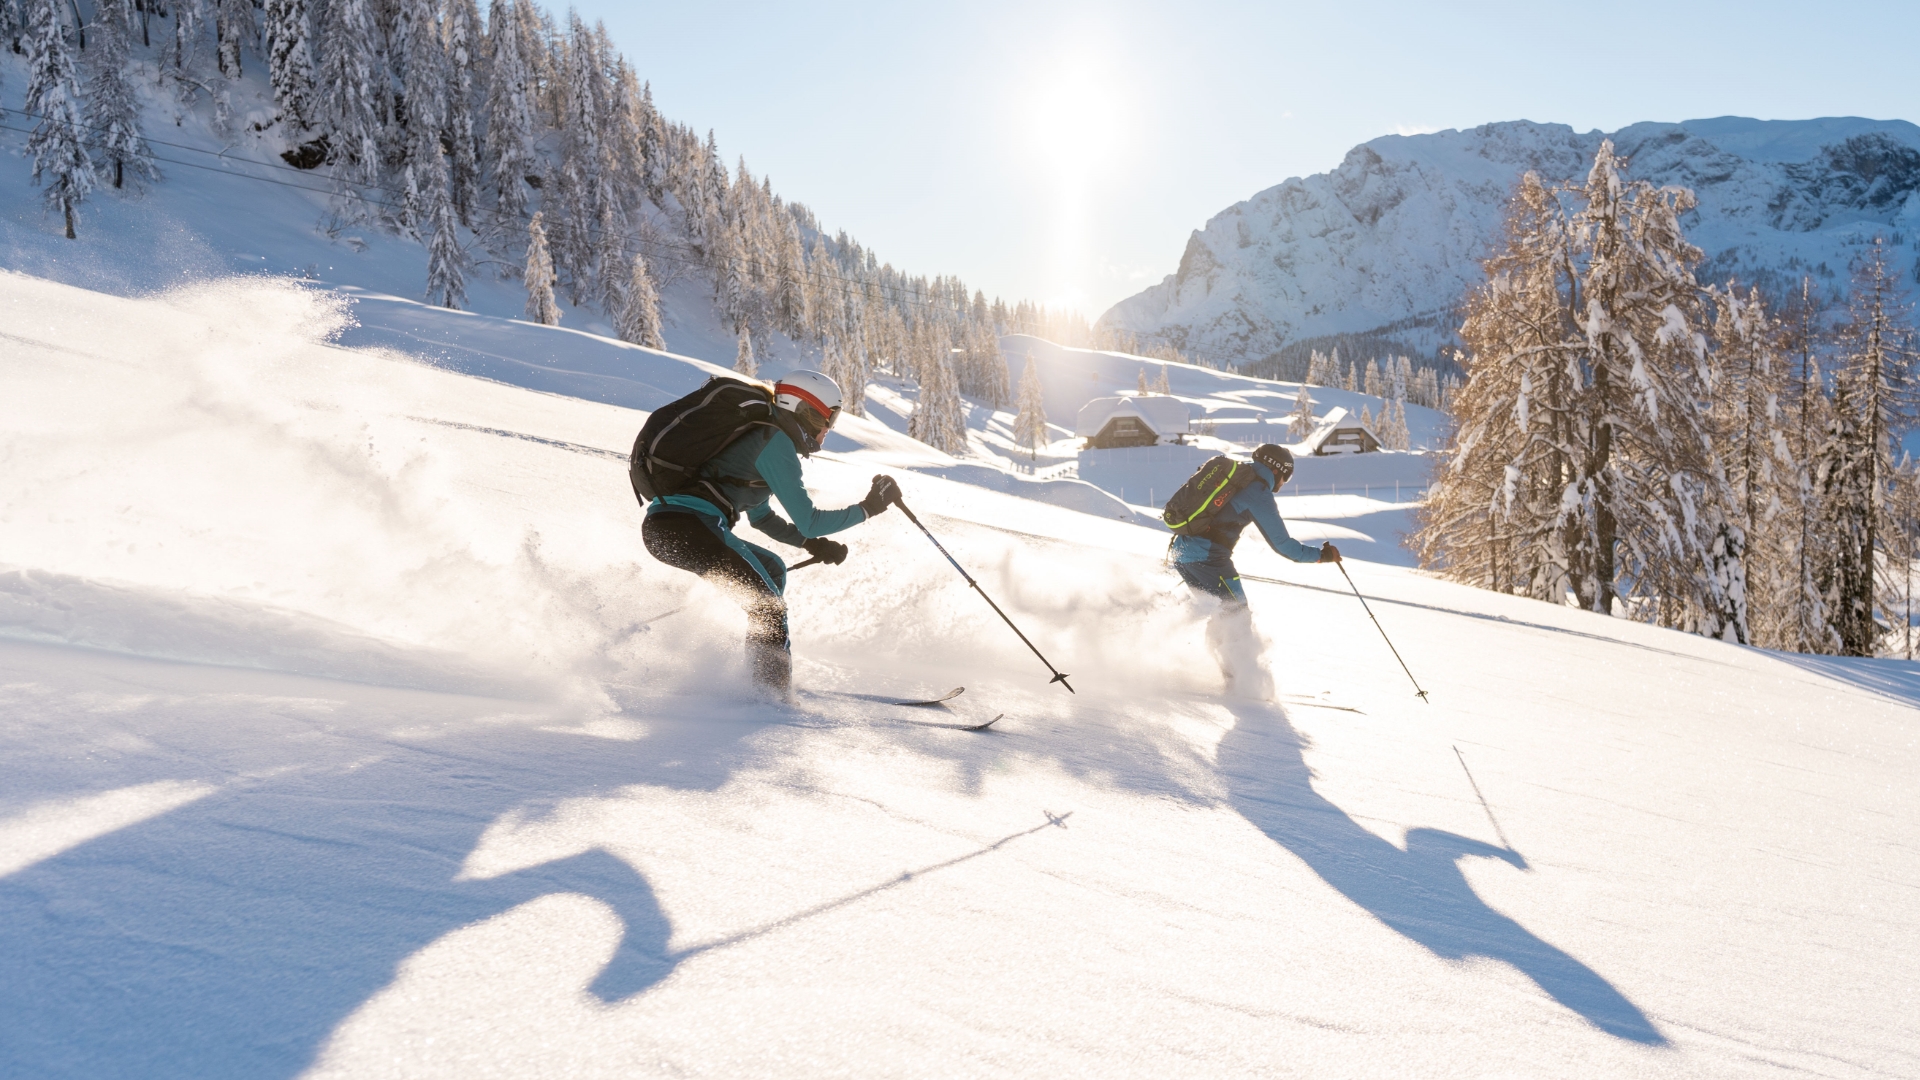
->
[[2, 280, 1918, 1075]]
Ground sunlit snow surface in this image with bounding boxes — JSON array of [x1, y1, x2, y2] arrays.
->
[[3, 274, 1917, 1079]]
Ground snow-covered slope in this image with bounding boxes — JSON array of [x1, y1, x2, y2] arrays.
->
[[4, 271, 1918, 1079], [1102, 117, 1920, 367]]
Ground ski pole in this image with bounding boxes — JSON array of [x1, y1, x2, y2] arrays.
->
[[787, 555, 822, 571], [891, 496, 1074, 693], [1336, 562, 1429, 703]]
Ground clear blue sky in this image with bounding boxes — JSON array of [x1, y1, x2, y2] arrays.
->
[[574, 0, 1920, 319]]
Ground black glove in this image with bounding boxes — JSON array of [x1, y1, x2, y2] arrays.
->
[[803, 537, 848, 565], [860, 474, 901, 517], [1318, 542, 1342, 564]]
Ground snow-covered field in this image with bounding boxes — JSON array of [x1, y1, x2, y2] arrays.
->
[[4, 271, 1917, 1078]]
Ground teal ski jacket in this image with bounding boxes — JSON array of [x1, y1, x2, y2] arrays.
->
[[645, 427, 866, 545], [1168, 461, 1321, 565]]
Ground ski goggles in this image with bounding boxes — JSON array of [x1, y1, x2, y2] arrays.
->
[[775, 384, 841, 438]]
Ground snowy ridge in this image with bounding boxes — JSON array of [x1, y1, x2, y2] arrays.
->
[[2, 271, 1916, 1076], [1102, 116, 1920, 367]]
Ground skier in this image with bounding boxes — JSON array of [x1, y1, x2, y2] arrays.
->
[[1167, 444, 1339, 698], [640, 369, 899, 697]]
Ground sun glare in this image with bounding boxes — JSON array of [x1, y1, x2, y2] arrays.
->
[[1016, 52, 1133, 312]]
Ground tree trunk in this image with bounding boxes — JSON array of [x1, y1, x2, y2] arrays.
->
[[63, 200, 76, 240]]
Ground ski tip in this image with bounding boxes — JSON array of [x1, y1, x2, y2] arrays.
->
[[967, 714, 1004, 731]]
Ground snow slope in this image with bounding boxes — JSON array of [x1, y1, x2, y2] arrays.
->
[[3, 271, 1917, 1078], [1102, 117, 1920, 367]]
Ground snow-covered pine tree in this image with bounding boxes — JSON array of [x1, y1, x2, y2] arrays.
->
[[442, 0, 482, 224], [774, 213, 809, 340], [1137, 368, 1150, 395], [215, 0, 253, 79], [523, 211, 560, 324], [84, 0, 154, 191], [395, 0, 447, 237], [1708, 284, 1801, 647], [1013, 355, 1048, 460], [1818, 238, 1919, 655], [315, 0, 383, 196], [264, 0, 316, 128], [1343, 361, 1356, 392], [733, 326, 757, 377], [1777, 277, 1841, 653], [1154, 366, 1172, 396], [614, 253, 665, 349], [1363, 358, 1381, 397], [910, 346, 968, 455], [423, 146, 465, 309], [1566, 141, 1728, 632], [482, 0, 532, 227], [1416, 170, 1584, 598], [1359, 403, 1375, 435], [1288, 385, 1315, 438], [23, 0, 92, 240]]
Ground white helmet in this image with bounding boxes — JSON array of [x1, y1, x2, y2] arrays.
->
[[771, 369, 844, 442]]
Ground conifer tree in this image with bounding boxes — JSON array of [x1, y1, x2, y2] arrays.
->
[[1013, 355, 1049, 460], [523, 211, 560, 324], [264, 0, 316, 128], [1288, 385, 1315, 439], [23, 0, 92, 240], [215, 0, 253, 79], [442, 0, 481, 223], [615, 253, 665, 349], [1154, 366, 1172, 396], [1364, 357, 1382, 397], [316, 0, 383, 195], [85, 0, 154, 191], [911, 348, 968, 455], [1777, 278, 1841, 653], [1137, 368, 1150, 395], [1818, 238, 1919, 654], [1359, 403, 1375, 436], [1418, 170, 1598, 600], [423, 146, 465, 309], [482, 0, 532, 226], [398, 0, 447, 177], [1562, 143, 1725, 625], [733, 326, 757, 377]]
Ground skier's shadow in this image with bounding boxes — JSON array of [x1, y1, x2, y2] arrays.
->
[[1219, 704, 1666, 1045], [0, 718, 764, 1080]]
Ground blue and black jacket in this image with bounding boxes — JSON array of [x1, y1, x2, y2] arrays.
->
[[1168, 461, 1321, 566]]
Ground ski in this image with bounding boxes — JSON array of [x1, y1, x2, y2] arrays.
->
[[892, 687, 964, 708], [903, 713, 1001, 732], [1278, 695, 1364, 714]]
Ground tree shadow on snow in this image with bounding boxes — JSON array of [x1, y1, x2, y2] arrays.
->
[[0, 717, 774, 1080], [1218, 703, 1667, 1045]]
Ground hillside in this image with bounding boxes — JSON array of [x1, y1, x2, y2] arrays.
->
[[4, 270, 1918, 1078], [1101, 116, 1920, 369]]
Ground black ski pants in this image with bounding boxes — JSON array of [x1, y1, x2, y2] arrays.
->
[[642, 508, 789, 649]]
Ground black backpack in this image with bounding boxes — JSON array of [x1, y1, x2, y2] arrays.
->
[[629, 376, 808, 516], [1161, 456, 1259, 536]]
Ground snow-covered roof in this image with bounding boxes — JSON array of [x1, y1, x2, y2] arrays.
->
[[1073, 396, 1193, 438], [1299, 406, 1382, 455]]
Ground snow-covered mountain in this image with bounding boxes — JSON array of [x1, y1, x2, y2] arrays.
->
[[1100, 117, 1920, 370]]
